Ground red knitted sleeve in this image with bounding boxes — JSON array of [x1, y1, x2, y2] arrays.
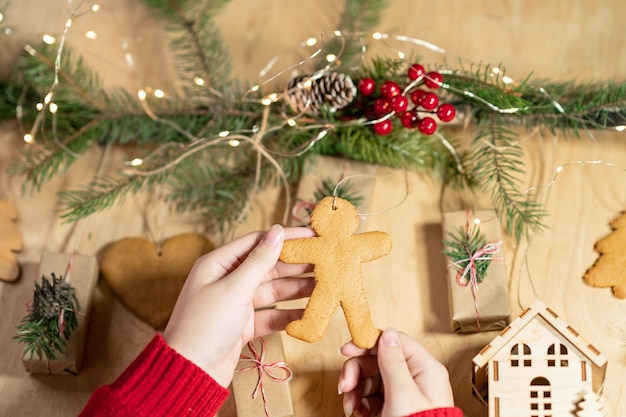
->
[[79, 334, 229, 417], [405, 407, 464, 417]]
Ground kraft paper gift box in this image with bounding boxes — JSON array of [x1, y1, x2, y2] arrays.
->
[[442, 210, 510, 333], [21, 251, 98, 375], [232, 333, 294, 417]]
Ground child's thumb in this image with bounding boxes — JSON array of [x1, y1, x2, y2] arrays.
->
[[230, 224, 285, 289], [377, 328, 419, 406]]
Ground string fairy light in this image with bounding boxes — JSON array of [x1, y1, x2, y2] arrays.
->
[[18, 0, 97, 145], [519, 159, 626, 199]]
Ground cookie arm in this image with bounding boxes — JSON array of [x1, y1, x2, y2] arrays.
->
[[352, 232, 392, 262], [279, 237, 323, 264]]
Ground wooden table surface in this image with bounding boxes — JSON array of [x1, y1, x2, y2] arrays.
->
[[1, 1, 625, 416]]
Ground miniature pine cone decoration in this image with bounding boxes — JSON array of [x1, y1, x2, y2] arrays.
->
[[32, 273, 78, 319], [285, 72, 357, 115], [14, 273, 79, 361]]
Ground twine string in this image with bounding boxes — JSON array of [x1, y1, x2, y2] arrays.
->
[[235, 338, 293, 417]]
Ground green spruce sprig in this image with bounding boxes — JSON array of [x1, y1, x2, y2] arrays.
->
[[442, 225, 493, 284], [14, 273, 79, 361], [313, 176, 364, 208]]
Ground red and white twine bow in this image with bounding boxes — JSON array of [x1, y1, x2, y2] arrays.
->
[[291, 201, 317, 223], [236, 338, 293, 417]]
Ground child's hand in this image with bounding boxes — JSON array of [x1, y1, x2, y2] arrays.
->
[[338, 328, 455, 417], [163, 225, 315, 388]]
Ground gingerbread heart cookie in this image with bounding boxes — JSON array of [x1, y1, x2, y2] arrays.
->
[[100, 233, 214, 329]]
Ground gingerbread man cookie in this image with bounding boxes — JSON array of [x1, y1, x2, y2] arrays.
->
[[280, 196, 392, 348]]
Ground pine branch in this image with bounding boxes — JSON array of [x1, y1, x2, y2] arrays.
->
[[470, 119, 546, 241], [443, 63, 626, 132], [58, 174, 148, 221], [319, 0, 391, 71], [141, 0, 233, 98], [314, 176, 364, 207]]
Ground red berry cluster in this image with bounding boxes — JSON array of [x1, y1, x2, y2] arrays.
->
[[357, 63, 456, 136]]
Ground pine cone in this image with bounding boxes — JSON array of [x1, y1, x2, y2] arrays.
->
[[285, 72, 357, 115], [32, 273, 78, 319]]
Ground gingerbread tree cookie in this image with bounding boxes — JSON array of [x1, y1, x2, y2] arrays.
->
[[280, 196, 392, 349], [584, 212, 626, 298]]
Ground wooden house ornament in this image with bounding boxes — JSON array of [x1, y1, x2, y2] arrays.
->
[[472, 300, 607, 417]]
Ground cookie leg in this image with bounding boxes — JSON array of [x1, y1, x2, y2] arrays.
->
[[286, 288, 340, 343], [341, 287, 381, 349]]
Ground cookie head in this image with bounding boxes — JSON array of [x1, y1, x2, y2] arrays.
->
[[311, 196, 359, 236]]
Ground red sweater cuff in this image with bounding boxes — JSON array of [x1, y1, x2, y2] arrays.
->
[[405, 407, 464, 417], [80, 334, 229, 417]]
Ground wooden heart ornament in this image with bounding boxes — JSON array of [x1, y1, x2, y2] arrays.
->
[[0, 200, 23, 282], [100, 233, 214, 329]]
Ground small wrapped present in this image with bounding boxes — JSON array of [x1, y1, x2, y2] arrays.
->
[[20, 252, 98, 374], [232, 333, 294, 417], [442, 209, 510, 333]]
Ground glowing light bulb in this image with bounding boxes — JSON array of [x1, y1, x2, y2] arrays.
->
[[616, 125, 626, 132], [24, 134, 33, 143], [325, 54, 337, 63], [502, 76, 514, 84], [305, 37, 317, 46], [127, 158, 143, 166], [333, 30, 342, 37], [65, 19, 73, 28], [317, 130, 328, 139], [0, 12, 4, 23], [492, 67, 501, 74], [556, 165, 564, 173], [473, 218, 481, 225], [85, 31, 97, 40], [218, 131, 229, 137], [372, 32, 383, 40], [137, 89, 147, 100], [36, 103, 44, 111], [44, 92, 53, 104], [154, 89, 165, 98], [49, 102, 58, 113], [194, 77, 205, 86], [92, 4, 101, 12], [228, 139, 240, 147], [24, 44, 37, 56], [250, 84, 259, 92], [287, 119, 296, 127], [43, 34, 56, 45], [397, 51, 405, 59]]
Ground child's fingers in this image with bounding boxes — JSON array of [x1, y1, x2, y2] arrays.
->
[[338, 356, 379, 394], [253, 308, 305, 336], [252, 276, 315, 308]]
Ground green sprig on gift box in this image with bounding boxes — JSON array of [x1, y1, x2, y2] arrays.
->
[[14, 273, 79, 361]]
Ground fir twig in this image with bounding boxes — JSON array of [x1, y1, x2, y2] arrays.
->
[[442, 225, 492, 283], [14, 273, 79, 362], [314, 176, 364, 207]]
